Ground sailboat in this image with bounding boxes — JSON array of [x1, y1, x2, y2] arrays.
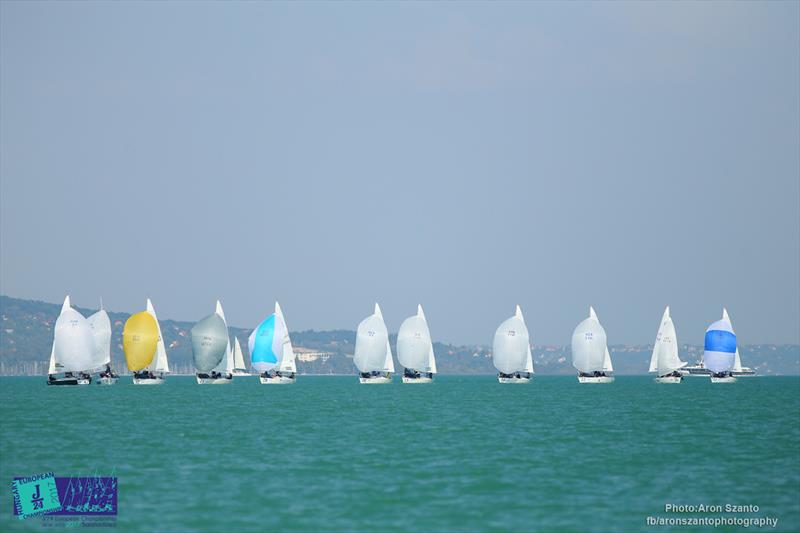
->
[[492, 305, 534, 383], [397, 304, 437, 383], [231, 337, 250, 376], [250, 302, 297, 384], [648, 306, 686, 383], [87, 301, 117, 385], [192, 301, 233, 384], [354, 303, 394, 384], [572, 306, 614, 383], [46, 296, 95, 386], [727, 313, 756, 377], [705, 308, 737, 383], [130, 299, 170, 384], [123, 310, 159, 384]]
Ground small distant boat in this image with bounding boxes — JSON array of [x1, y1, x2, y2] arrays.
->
[[230, 337, 250, 377], [87, 301, 118, 385], [397, 305, 437, 383], [681, 362, 711, 377], [492, 305, 533, 383], [354, 303, 394, 384], [572, 306, 614, 383], [705, 308, 737, 383], [47, 296, 94, 386], [649, 306, 686, 383], [127, 299, 169, 385], [192, 301, 233, 384], [251, 302, 297, 384]]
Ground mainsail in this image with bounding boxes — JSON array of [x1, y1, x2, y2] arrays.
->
[[492, 305, 531, 374], [650, 306, 686, 376], [209, 301, 233, 374], [86, 306, 112, 371], [726, 310, 744, 372], [571, 306, 608, 373], [232, 337, 247, 372], [123, 311, 158, 371], [354, 303, 392, 373], [144, 299, 170, 373], [276, 302, 297, 374], [190, 312, 228, 373], [704, 308, 736, 374], [51, 296, 95, 373], [397, 304, 436, 373]]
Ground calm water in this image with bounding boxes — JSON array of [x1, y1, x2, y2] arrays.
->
[[1, 376, 798, 532]]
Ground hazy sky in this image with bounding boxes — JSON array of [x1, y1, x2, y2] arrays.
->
[[1, 1, 798, 345]]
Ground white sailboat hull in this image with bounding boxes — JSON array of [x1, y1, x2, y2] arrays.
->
[[402, 375, 433, 384], [655, 375, 682, 384], [710, 375, 737, 383], [359, 375, 392, 384], [196, 376, 233, 384], [260, 375, 296, 384], [498, 375, 531, 384], [133, 377, 165, 385], [47, 376, 91, 386], [577, 374, 614, 384], [231, 370, 251, 377], [97, 376, 118, 385]]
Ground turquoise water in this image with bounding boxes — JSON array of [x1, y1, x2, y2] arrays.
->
[[1, 376, 798, 531]]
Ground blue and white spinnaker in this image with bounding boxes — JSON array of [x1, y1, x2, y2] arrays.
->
[[703, 308, 736, 374]]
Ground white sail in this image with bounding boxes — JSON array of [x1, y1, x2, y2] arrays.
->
[[652, 306, 686, 375], [733, 349, 743, 372], [427, 345, 437, 374], [571, 306, 608, 373], [383, 337, 395, 373], [648, 307, 662, 373], [397, 304, 435, 373], [602, 347, 614, 372], [354, 303, 391, 372], [209, 300, 233, 373], [725, 309, 744, 372], [52, 296, 95, 373], [524, 344, 534, 373], [492, 305, 531, 374], [232, 337, 247, 371], [145, 299, 170, 373], [47, 345, 56, 375], [87, 307, 112, 370], [276, 302, 297, 373]]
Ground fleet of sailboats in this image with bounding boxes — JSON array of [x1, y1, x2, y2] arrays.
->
[[492, 305, 533, 383], [354, 303, 394, 384], [43, 299, 760, 385], [250, 302, 297, 384], [397, 305, 437, 383]]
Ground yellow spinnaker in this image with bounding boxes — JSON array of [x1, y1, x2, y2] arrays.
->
[[123, 311, 158, 371]]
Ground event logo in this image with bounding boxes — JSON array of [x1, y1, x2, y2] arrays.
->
[[12, 473, 117, 525]]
